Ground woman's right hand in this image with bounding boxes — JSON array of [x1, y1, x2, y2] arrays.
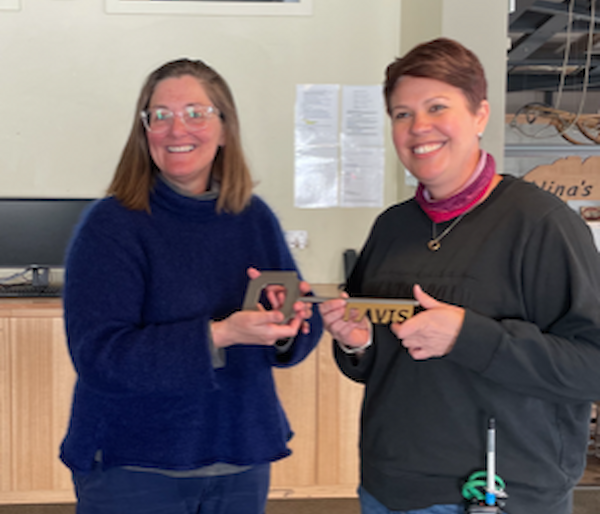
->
[[211, 309, 305, 349], [318, 293, 371, 350]]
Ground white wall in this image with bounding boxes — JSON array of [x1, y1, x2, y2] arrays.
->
[[0, 0, 508, 284], [438, 0, 508, 170], [401, 0, 508, 172]]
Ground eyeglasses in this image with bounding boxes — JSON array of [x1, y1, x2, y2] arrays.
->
[[140, 104, 221, 134]]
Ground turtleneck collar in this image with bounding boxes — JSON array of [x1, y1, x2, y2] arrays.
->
[[149, 174, 226, 223], [158, 173, 220, 201]]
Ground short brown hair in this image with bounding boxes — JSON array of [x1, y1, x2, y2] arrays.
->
[[384, 38, 487, 115], [108, 59, 253, 214]]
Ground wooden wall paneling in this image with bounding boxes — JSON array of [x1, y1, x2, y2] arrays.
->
[[51, 319, 76, 492], [315, 330, 341, 485], [10, 316, 55, 492], [0, 318, 11, 493], [270, 349, 318, 492], [315, 323, 362, 493], [9, 314, 73, 497], [336, 367, 362, 487]]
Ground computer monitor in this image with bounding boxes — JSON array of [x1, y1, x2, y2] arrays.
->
[[0, 198, 96, 284]]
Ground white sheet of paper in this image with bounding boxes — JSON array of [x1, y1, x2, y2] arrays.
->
[[341, 146, 385, 208], [295, 84, 339, 147], [341, 85, 385, 147], [340, 86, 385, 207], [294, 84, 340, 208], [294, 146, 339, 208]]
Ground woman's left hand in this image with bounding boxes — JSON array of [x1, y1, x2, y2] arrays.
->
[[391, 284, 465, 360], [247, 267, 313, 334]]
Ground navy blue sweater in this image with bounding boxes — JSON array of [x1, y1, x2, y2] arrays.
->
[[60, 179, 322, 472]]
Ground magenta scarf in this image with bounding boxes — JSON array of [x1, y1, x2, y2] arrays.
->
[[415, 151, 496, 223]]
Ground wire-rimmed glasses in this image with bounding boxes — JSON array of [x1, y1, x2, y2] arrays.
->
[[140, 104, 220, 134]]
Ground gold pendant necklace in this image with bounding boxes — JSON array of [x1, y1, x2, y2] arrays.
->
[[427, 212, 468, 252]]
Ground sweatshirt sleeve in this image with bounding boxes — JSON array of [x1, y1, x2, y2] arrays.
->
[[447, 204, 600, 403], [63, 203, 217, 396], [334, 337, 377, 382]]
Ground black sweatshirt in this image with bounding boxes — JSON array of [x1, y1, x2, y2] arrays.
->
[[336, 175, 600, 514]]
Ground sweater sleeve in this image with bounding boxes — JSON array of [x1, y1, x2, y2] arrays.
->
[[63, 203, 217, 396], [447, 204, 600, 403]]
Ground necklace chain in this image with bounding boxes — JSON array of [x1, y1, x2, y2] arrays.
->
[[427, 212, 468, 252], [425, 170, 498, 251]]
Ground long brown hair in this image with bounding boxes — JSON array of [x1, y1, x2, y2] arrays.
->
[[384, 38, 487, 115], [108, 59, 253, 214]]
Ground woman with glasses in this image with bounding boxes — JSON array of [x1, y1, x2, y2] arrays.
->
[[319, 38, 600, 514], [60, 58, 322, 514]]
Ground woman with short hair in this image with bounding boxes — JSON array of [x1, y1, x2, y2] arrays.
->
[[320, 38, 600, 514]]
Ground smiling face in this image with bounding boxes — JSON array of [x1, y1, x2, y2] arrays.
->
[[390, 76, 489, 200], [146, 75, 225, 195]]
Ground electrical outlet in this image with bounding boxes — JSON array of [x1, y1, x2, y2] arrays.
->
[[284, 230, 308, 250]]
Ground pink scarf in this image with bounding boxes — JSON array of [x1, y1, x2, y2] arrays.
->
[[415, 151, 496, 223]]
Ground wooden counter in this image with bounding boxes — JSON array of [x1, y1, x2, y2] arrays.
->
[[0, 286, 362, 504], [0, 298, 75, 504]]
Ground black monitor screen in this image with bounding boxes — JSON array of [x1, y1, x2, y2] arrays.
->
[[0, 198, 96, 269]]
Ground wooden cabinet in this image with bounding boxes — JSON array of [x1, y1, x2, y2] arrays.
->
[[270, 326, 363, 498], [0, 316, 10, 495], [0, 301, 76, 503], [0, 288, 363, 504]]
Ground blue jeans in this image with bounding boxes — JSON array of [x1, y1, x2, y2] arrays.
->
[[359, 486, 465, 514], [73, 463, 270, 514]]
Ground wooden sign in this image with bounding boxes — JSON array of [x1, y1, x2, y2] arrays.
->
[[523, 156, 600, 201], [336, 299, 417, 324]]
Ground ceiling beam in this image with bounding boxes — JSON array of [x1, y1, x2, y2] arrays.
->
[[507, 70, 600, 91], [508, 14, 571, 62], [530, 1, 600, 25], [509, 0, 539, 25], [566, 32, 600, 55], [508, 55, 600, 66]]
